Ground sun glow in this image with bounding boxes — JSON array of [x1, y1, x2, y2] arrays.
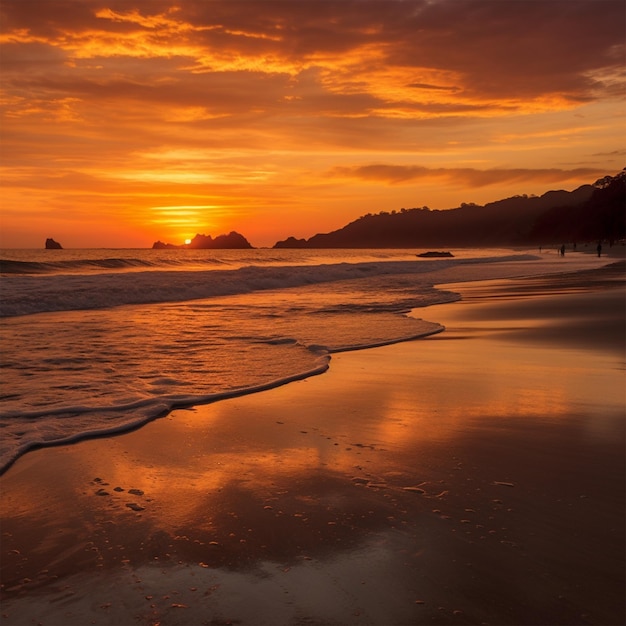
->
[[0, 0, 623, 248]]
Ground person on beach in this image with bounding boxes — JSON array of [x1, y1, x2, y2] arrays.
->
[[560, 244, 565, 257], [597, 241, 602, 257]]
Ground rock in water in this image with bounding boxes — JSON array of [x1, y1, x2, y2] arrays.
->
[[45, 238, 63, 249], [416, 251, 453, 258]]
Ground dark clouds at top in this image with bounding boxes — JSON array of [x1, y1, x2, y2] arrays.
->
[[2, 0, 623, 103]]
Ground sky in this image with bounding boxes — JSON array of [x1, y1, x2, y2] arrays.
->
[[1, 0, 624, 249]]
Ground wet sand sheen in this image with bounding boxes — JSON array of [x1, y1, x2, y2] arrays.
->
[[1, 262, 624, 625]]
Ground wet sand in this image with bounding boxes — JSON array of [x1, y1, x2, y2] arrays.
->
[[1, 260, 624, 626]]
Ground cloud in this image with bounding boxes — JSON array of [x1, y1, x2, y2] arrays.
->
[[329, 164, 608, 188], [1, 0, 623, 116], [592, 149, 626, 157], [0, 0, 623, 246]]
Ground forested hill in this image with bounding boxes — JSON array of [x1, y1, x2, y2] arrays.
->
[[274, 170, 625, 248]]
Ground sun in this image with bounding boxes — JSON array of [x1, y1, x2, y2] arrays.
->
[[184, 238, 192, 245]]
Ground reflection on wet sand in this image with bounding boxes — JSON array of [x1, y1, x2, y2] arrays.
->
[[1, 270, 624, 625]]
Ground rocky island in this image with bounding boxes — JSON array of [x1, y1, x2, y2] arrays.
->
[[416, 251, 454, 258], [45, 238, 63, 249], [153, 231, 253, 249]]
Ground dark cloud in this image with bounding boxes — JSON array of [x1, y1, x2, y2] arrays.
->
[[380, 0, 625, 101], [2, 0, 623, 105], [0, 42, 68, 72], [183, 0, 625, 102], [330, 164, 608, 187], [8, 70, 291, 111], [592, 149, 626, 157], [0, 1, 99, 36], [408, 83, 459, 92]]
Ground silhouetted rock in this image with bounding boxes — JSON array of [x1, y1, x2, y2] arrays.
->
[[45, 238, 63, 249], [417, 251, 454, 257], [274, 236, 308, 248], [152, 231, 254, 249], [152, 240, 174, 249], [190, 232, 253, 249]]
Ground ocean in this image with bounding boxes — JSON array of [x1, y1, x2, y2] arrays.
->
[[0, 246, 604, 474]]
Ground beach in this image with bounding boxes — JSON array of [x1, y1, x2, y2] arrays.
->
[[1, 259, 624, 626]]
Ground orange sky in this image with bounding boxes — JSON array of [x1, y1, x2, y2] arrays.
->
[[1, 0, 624, 248]]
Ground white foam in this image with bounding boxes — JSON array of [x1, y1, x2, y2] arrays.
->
[[0, 249, 614, 473], [0, 254, 536, 317]]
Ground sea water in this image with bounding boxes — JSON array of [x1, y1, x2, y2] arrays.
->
[[0, 247, 605, 473]]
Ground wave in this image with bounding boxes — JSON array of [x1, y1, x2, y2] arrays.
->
[[0, 256, 230, 275], [0, 355, 332, 476], [0, 322, 447, 475], [0, 254, 536, 317]]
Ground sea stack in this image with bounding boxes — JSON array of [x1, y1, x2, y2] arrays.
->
[[45, 238, 63, 249]]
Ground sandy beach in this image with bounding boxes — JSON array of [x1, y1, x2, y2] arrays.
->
[[1, 259, 624, 626]]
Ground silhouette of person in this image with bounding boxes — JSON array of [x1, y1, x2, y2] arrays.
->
[[597, 242, 602, 257], [560, 244, 565, 257]]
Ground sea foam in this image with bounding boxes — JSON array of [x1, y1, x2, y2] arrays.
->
[[0, 255, 534, 317], [2, 249, 606, 474]]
